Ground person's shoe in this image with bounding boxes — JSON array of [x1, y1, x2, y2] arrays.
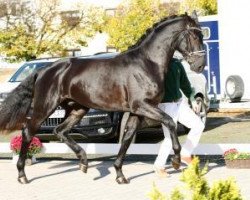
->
[[153, 166, 170, 178], [181, 156, 193, 166]]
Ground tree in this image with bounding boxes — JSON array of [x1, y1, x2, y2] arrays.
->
[[105, 0, 168, 52], [0, 0, 105, 61], [179, 0, 217, 16], [105, 0, 217, 52]]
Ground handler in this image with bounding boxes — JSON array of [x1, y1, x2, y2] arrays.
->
[[154, 58, 205, 178]]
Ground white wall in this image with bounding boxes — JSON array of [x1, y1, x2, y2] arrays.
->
[[80, 33, 109, 56], [218, 0, 250, 99]]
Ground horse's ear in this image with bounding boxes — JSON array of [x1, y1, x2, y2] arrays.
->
[[191, 10, 199, 23]]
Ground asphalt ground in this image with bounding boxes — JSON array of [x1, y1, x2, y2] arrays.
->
[[0, 155, 249, 200]]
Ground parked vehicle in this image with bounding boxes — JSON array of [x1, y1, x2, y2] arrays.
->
[[199, 15, 246, 103], [0, 58, 59, 102], [0, 52, 209, 143]]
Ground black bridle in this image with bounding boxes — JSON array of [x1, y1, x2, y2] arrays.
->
[[175, 27, 206, 59]]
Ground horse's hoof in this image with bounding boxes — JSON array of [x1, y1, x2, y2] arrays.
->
[[18, 176, 29, 184], [79, 163, 88, 173], [116, 177, 129, 184], [172, 159, 180, 170]]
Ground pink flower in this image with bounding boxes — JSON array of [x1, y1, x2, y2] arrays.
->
[[10, 135, 43, 156], [223, 148, 238, 157]]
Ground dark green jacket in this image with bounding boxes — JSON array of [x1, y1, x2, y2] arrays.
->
[[162, 58, 192, 102]]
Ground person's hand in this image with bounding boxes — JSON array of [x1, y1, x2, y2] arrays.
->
[[190, 100, 200, 114], [188, 88, 200, 114]]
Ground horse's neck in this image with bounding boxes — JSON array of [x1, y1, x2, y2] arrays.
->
[[142, 23, 183, 72]]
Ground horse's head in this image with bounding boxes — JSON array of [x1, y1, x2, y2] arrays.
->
[[175, 11, 206, 73]]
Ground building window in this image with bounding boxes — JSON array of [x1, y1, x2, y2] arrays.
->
[[201, 27, 211, 40], [60, 10, 80, 26], [106, 46, 117, 52], [105, 8, 116, 16]]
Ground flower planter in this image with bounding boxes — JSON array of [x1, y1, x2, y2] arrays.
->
[[225, 159, 250, 169], [10, 135, 42, 165], [12, 154, 19, 164], [12, 154, 37, 166], [25, 156, 37, 166]]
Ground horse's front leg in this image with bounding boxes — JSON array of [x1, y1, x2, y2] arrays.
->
[[133, 103, 181, 170], [17, 127, 33, 184], [114, 114, 140, 184]]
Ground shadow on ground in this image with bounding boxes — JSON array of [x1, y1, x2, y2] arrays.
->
[[23, 155, 225, 183]]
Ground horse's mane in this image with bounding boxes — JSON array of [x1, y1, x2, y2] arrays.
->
[[125, 14, 189, 52]]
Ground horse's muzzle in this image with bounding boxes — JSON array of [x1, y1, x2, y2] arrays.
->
[[187, 55, 206, 73]]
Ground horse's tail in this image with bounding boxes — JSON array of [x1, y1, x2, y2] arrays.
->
[[0, 72, 37, 132]]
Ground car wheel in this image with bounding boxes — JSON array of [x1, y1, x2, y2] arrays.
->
[[225, 75, 244, 102]]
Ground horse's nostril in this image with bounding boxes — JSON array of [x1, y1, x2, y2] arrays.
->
[[199, 66, 204, 72]]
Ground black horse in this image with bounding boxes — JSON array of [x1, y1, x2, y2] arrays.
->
[[0, 11, 205, 184]]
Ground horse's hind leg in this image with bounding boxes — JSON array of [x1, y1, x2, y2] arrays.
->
[[53, 104, 89, 172], [17, 121, 34, 184], [114, 114, 140, 184], [17, 111, 47, 184]]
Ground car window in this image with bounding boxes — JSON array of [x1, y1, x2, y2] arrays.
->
[[9, 62, 53, 82]]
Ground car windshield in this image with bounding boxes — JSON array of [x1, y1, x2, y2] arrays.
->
[[9, 62, 53, 82]]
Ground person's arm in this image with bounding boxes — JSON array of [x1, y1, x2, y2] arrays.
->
[[178, 61, 199, 113], [178, 62, 192, 98]]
